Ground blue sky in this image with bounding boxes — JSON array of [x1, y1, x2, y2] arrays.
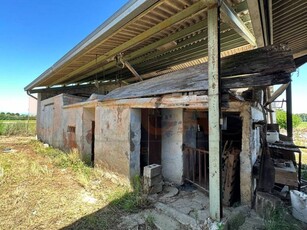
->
[[0, 0, 306, 114]]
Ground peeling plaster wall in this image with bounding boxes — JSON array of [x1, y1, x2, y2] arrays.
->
[[161, 109, 184, 184], [61, 107, 83, 151], [94, 106, 131, 178], [240, 104, 263, 205]]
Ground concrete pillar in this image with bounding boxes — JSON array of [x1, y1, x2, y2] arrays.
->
[[208, 0, 222, 220], [161, 109, 184, 184]]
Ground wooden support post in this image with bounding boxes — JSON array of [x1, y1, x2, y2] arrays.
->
[[208, 0, 222, 221], [286, 81, 293, 139]]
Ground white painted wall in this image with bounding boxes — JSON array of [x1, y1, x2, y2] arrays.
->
[[161, 109, 184, 184]]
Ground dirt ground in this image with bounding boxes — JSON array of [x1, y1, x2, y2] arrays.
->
[[0, 136, 133, 230]]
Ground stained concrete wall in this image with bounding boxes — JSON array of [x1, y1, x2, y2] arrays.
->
[[95, 106, 141, 180], [161, 109, 184, 184], [240, 104, 263, 205], [38, 94, 86, 152]]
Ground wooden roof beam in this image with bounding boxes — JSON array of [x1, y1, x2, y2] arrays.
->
[[246, 0, 265, 47]]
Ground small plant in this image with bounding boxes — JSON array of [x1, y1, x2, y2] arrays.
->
[[217, 222, 224, 230], [145, 214, 155, 229]]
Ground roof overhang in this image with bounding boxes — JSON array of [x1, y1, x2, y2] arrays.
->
[[25, 0, 306, 92]]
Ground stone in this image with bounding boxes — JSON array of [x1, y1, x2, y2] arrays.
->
[[155, 202, 200, 229], [160, 186, 179, 199], [144, 164, 162, 178], [144, 209, 181, 230]]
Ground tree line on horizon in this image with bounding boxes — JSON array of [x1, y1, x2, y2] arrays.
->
[[0, 112, 36, 120]]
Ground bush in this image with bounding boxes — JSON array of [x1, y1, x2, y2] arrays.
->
[[276, 109, 302, 130]]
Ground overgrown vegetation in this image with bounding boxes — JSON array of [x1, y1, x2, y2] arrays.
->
[[0, 120, 36, 136], [0, 137, 148, 229], [264, 207, 302, 230], [276, 109, 302, 130]]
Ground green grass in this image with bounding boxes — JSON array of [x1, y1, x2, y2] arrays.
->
[[0, 120, 36, 136], [0, 137, 148, 229], [297, 122, 307, 130], [264, 206, 303, 230]]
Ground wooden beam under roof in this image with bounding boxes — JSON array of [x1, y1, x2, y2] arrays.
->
[[102, 44, 294, 101], [247, 0, 265, 47]]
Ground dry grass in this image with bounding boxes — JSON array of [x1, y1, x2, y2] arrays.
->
[[0, 137, 142, 230]]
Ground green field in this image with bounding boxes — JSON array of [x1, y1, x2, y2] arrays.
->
[[297, 121, 307, 130], [0, 120, 36, 136]]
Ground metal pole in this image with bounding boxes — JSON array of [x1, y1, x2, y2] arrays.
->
[[208, 0, 222, 221], [286, 82, 293, 139]]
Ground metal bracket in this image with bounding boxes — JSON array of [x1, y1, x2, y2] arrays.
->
[[116, 53, 143, 81]]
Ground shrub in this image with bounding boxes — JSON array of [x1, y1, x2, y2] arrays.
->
[[276, 109, 302, 130]]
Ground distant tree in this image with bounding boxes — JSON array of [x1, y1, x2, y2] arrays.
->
[[298, 113, 307, 122], [276, 109, 302, 129]]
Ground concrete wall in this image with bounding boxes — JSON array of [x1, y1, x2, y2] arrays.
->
[[95, 106, 141, 181], [38, 94, 87, 152], [240, 104, 263, 205], [161, 109, 184, 184]]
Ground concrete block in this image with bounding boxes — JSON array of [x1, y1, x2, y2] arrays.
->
[[255, 191, 282, 218], [144, 174, 162, 187], [148, 182, 163, 194], [144, 181, 163, 195], [144, 164, 162, 178]]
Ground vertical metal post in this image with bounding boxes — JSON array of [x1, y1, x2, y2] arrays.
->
[[286, 82, 293, 139], [208, 0, 222, 221]]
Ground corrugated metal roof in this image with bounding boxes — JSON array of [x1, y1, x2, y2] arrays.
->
[[25, 0, 255, 91], [273, 0, 307, 58]]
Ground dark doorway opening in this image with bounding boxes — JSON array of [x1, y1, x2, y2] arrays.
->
[[140, 109, 162, 175], [91, 121, 95, 166]]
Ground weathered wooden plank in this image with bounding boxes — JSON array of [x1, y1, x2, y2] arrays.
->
[[221, 44, 295, 76], [222, 72, 291, 88], [103, 44, 294, 101], [274, 160, 298, 187], [99, 95, 209, 109], [104, 66, 290, 101]]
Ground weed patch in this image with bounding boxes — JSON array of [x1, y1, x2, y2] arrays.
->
[[264, 206, 302, 230]]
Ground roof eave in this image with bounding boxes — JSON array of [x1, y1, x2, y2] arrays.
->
[[24, 0, 159, 91]]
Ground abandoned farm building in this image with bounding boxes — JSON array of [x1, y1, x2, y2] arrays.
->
[[25, 0, 306, 220]]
